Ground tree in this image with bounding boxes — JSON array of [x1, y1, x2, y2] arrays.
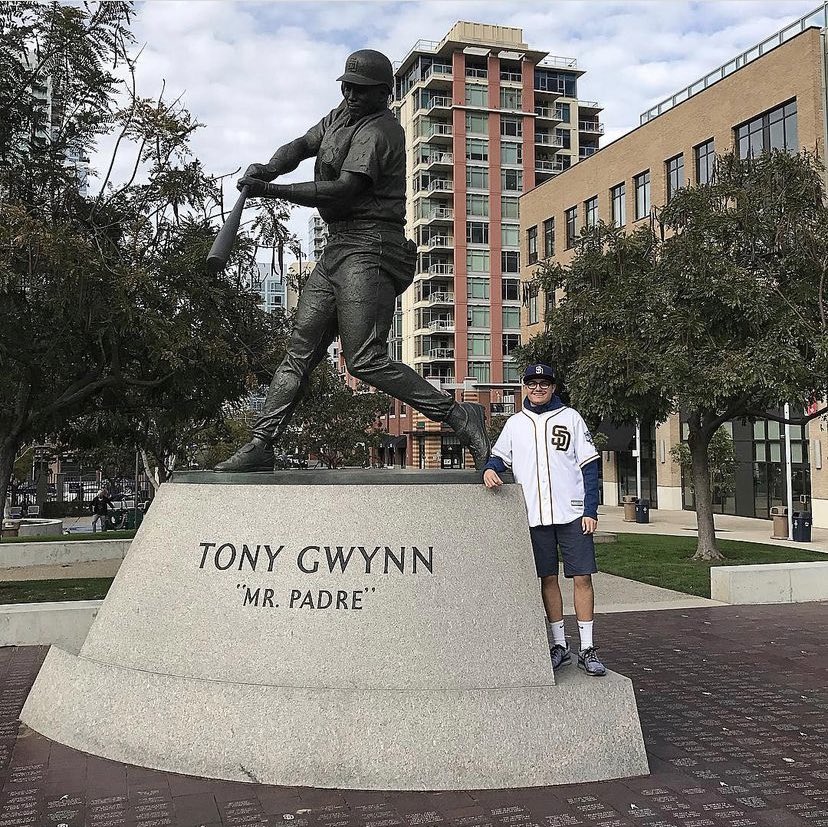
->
[[0, 2, 294, 516], [670, 427, 736, 511], [288, 364, 391, 469], [519, 150, 828, 560]]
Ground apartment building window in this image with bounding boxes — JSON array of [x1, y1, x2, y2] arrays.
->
[[466, 138, 488, 162], [502, 307, 521, 329], [666, 154, 684, 202], [503, 363, 521, 383], [502, 224, 519, 248], [500, 88, 522, 111], [467, 167, 489, 190], [467, 193, 489, 216], [634, 170, 650, 220], [528, 291, 539, 325], [467, 221, 489, 245], [543, 217, 555, 258], [554, 127, 571, 149], [554, 102, 571, 122], [465, 84, 487, 107], [468, 307, 491, 328], [468, 362, 491, 383], [610, 183, 626, 226], [527, 225, 538, 264], [502, 197, 519, 219], [501, 143, 522, 165], [466, 112, 487, 134], [501, 116, 522, 137], [584, 196, 598, 229], [502, 279, 520, 301], [502, 250, 520, 273], [467, 278, 490, 300], [695, 139, 715, 184], [736, 100, 797, 158], [502, 169, 523, 192], [565, 206, 578, 248], [467, 250, 490, 273], [467, 333, 491, 354], [502, 333, 520, 355]]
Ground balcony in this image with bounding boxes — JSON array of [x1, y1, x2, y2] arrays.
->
[[426, 95, 452, 113], [535, 132, 564, 147], [416, 205, 454, 226], [491, 402, 516, 415], [579, 146, 598, 159], [422, 63, 453, 85], [500, 70, 522, 84], [534, 106, 560, 122], [427, 319, 455, 333], [427, 235, 454, 250], [427, 178, 454, 195], [578, 120, 605, 134], [579, 99, 602, 111], [425, 291, 455, 305], [420, 151, 453, 171], [535, 159, 560, 173], [466, 67, 488, 79], [428, 263, 454, 276], [428, 347, 455, 359], [425, 122, 453, 143]]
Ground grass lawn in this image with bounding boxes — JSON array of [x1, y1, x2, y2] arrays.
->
[[596, 534, 827, 598], [0, 530, 136, 544], [0, 578, 114, 604]]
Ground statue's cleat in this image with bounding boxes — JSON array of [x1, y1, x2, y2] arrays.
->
[[214, 440, 274, 473], [446, 402, 491, 470]]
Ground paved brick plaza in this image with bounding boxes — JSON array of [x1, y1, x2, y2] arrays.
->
[[0, 603, 825, 827]]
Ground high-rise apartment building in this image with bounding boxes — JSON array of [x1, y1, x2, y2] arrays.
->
[[387, 21, 602, 468], [308, 212, 329, 261]]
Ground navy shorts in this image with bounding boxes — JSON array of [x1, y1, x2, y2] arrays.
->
[[529, 519, 598, 578]]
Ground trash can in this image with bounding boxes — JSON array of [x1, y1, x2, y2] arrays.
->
[[622, 495, 638, 522], [635, 499, 650, 524], [769, 505, 788, 539], [792, 511, 812, 543]]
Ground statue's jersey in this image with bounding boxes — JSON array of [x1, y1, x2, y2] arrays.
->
[[304, 101, 406, 226], [491, 406, 600, 527]]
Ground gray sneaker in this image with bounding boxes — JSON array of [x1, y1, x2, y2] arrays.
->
[[577, 646, 606, 677], [550, 644, 571, 669], [214, 439, 274, 473]]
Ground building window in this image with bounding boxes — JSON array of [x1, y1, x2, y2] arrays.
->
[[501, 169, 523, 192], [501, 197, 519, 219], [467, 221, 489, 245], [501, 116, 522, 137], [502, 278, 520, 301], [527, 225, 538, 264], [543, 217, 555, 258], [610, 183, 626, 226], [554, 127, 571, 149], [634, 170, 650, 220], [695, 139, 715, 184], [528, 291, 539, 325], [666, 154, 684, 202], [467, 333, 491, 355], [468, 307, 491, 328], [466, 138, 489, 162], [467, 361, 491, 383], [467, 278, 490, 300], [467, 167, 489, 190], [736, 100, 797, 158], [554, 102, 571, 122], [502, 224, 519, 248], [584, 196, 598, 229], [502, 333, 520, 355], [465, 112, 488, 134], [502, 250, 520, 273], [465, 84, 487, 107], [502, 307, 521, 329], [565, 206, 578, 248], [467, 250, 490, 273], [500, 88, 522, 110], [467, 193, 489, 217], [501, 142, 522, 165]]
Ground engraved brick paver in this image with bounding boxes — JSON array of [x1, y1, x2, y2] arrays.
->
[[0, 604, 825, 827]]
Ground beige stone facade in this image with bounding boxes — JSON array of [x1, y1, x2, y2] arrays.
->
[[519, 25, 828, 525]]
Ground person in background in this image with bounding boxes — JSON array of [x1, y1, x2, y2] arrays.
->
[[90, 488, 113, 533]]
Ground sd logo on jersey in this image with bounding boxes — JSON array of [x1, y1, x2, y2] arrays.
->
[[550, 424, 571, 451]]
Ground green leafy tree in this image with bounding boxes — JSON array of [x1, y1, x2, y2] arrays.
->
[[519, 150, 828, 560], [670, 427, 736, 510], [0, 2, 295, 516]]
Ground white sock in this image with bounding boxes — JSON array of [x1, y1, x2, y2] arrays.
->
[[578, 620, 594, 651], [549, 620, 566, 647]]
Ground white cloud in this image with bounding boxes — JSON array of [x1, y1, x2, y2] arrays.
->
[[93, 0, 819, 257]]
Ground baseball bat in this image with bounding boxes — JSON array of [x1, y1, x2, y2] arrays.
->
[[206, 185, 249, 273]]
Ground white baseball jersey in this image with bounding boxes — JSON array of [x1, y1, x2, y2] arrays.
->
[[491, 405, 599, 527]]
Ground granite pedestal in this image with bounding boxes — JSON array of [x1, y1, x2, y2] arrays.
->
[[21, 470, 648, 789]]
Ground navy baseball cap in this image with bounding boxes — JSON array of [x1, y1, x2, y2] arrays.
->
[[523, 363, 556, 383]]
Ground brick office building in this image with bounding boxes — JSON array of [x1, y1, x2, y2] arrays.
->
[[519, 7, 828, 525]]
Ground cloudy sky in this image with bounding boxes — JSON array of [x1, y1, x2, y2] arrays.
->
[[113, 0, 819, 259]]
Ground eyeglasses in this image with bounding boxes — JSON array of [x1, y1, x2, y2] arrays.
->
[[525, 380, 553, 389]]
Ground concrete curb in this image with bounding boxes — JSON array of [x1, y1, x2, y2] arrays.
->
[[0, 600, 101, 652], [0, 539, 129, 569]]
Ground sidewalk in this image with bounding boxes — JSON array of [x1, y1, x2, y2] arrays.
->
[[598, 505, 828, 552]]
